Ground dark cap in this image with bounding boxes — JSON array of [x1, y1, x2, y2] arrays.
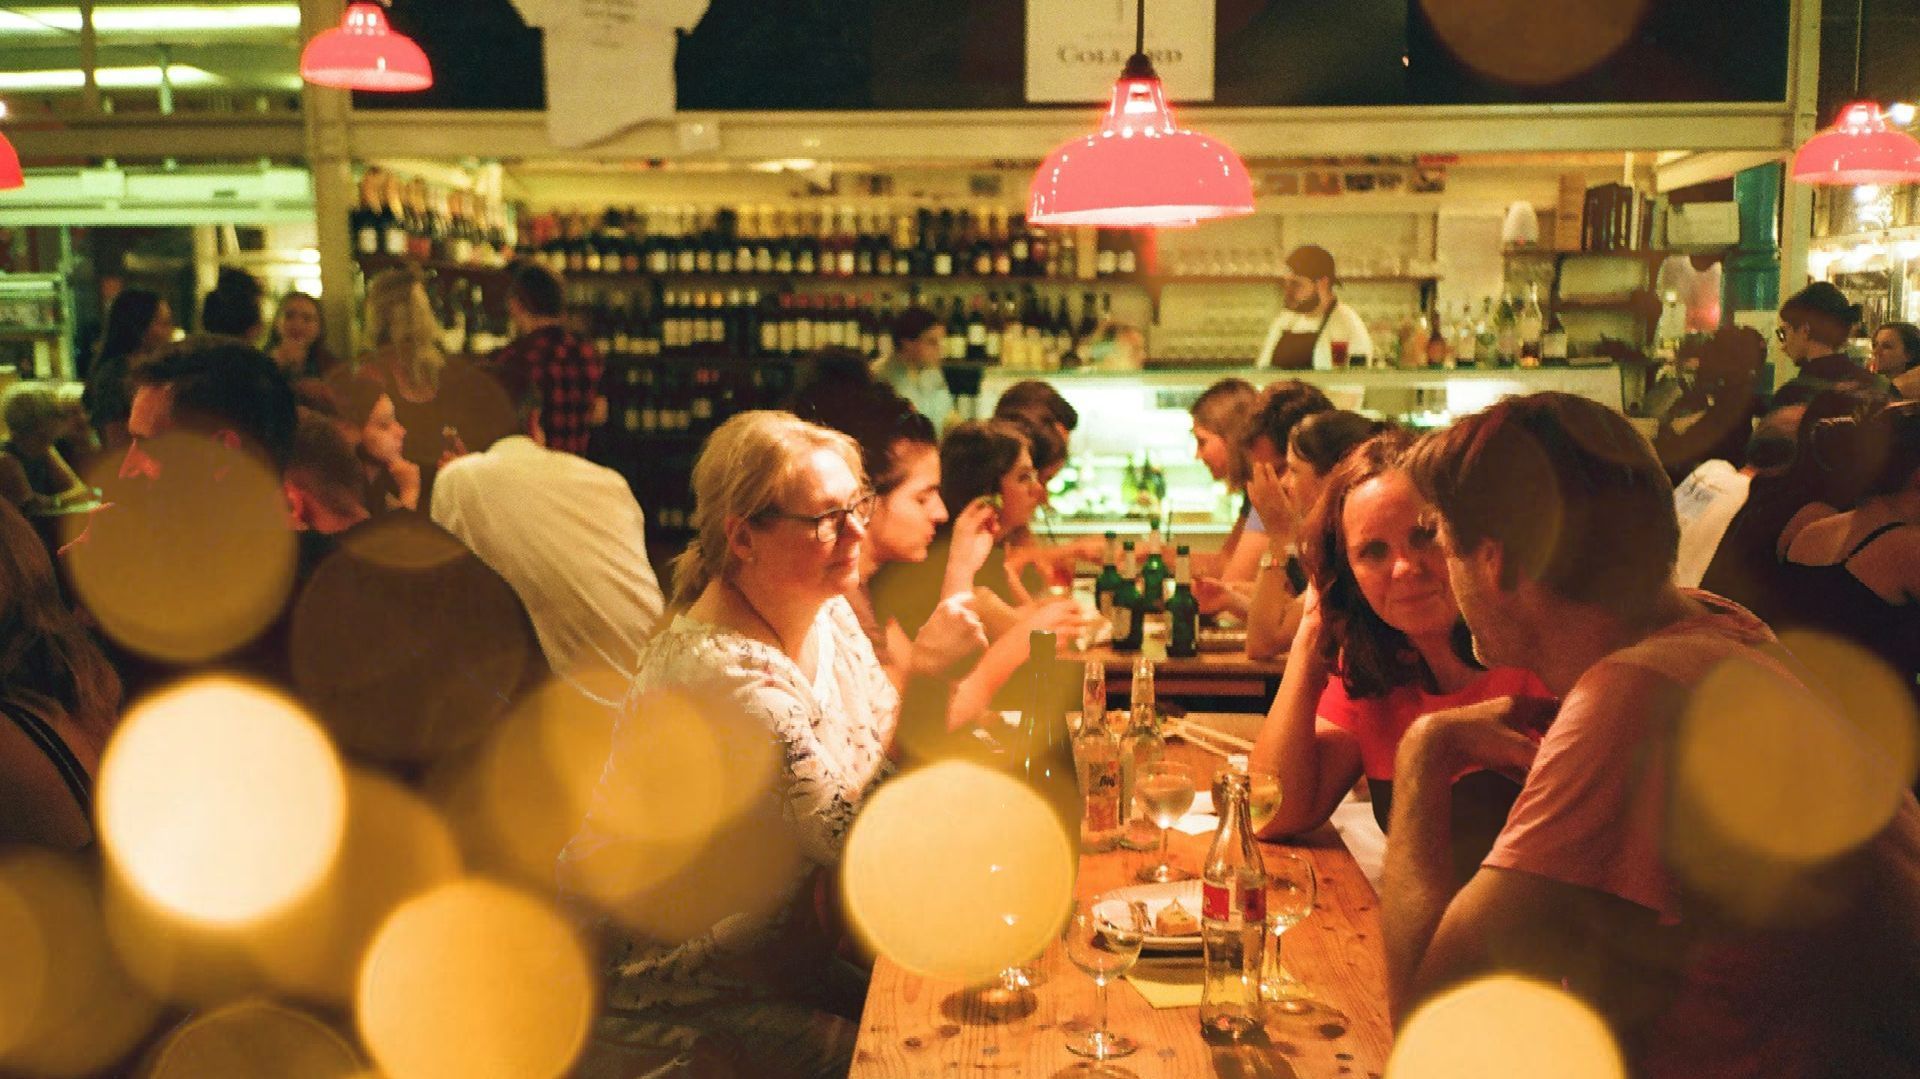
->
[[891, 306, 940, 346], [1285, 245, 1337, 283]]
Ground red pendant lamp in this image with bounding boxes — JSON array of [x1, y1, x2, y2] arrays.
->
[[300, 2, 432, 93], [0, 119, 21, 191], [1028, 0, 1253, 228], [1791, 101, 1920, 185], [1791, 0, 1920, 185]]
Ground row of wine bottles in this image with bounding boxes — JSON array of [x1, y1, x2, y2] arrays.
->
[[562, 280, 1121, 368], [352, 168, 518, 268], [516, 204, 1144, 282]]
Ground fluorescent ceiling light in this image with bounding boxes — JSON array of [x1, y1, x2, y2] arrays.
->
[[0, 65, 224, 90], [0, 5, 300, 35]]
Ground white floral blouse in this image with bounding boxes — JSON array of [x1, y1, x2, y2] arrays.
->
[[559, 595, 899, 1009]]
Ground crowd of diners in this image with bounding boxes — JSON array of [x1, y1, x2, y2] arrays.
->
[[0, 259, 1913, 1079]]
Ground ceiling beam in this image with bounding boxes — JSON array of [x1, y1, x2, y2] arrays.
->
[[346, 103, 1800, 164]]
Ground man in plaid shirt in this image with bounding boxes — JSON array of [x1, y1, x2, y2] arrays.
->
[[489, 260, 603, 456]]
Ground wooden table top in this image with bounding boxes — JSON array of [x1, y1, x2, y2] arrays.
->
[[850, 715, 1392, 1079]]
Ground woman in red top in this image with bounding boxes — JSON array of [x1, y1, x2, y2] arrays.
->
[[1249, 432, 1553, 879]]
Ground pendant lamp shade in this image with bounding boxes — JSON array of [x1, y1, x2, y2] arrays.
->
[[1028, 56, 1254, 229], [0, 132, 22, 191], [300, 3, 432, 93], [1791, 101, 1920, 185]]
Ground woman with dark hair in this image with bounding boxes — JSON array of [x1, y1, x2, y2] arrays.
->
[[201, 266, 266, 343], [82, 287, 175, 451], [872, 418, 1086, 647], [333, 377, 421, 514], [1195, 379, 1333, 618], [1241, 410, 1393, 661], [1774, 403, 1920, 731], [0, 499, 123, 848], [1248, 433, 1552, 879], [265, 291, 341, 381], [1870, 321, 1920, 399]]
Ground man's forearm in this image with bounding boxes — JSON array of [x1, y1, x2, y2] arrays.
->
[[1381, 731, 1461, 1023]]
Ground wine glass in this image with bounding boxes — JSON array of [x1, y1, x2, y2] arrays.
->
[[1134, 760, 1196, 883], [1063, 898, 1147, 1060], [1080, 659, 1107, 739], [1247, 769, 1282, 836], [1258, 850, 1318, 1012]]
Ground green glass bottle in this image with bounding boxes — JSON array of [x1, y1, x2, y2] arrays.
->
[[1111, 542, 1144, 651], [1167, 544, 1199, 659], [1140, 526, 1169, 614], [1094, 531, 1123, 624]]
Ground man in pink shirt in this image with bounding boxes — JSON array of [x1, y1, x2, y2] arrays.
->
[[1385, 392, 1920, 1078]]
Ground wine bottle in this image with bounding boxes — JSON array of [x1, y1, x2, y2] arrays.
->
[[1112, 542, 1144, 652], [1167, 545, 1199, 658]]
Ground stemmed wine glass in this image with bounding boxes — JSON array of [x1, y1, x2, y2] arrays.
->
[[1258, 849, 1318, 1012], [1134, 760, 1196, 883], [1063, 898, 1148, 1060]]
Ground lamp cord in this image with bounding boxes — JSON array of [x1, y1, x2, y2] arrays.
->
[[1135, 0, 1146, 57], [1852, 0, 1864, 98]]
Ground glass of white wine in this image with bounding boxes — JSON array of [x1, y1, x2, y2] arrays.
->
[[1063, 898, 1147, 1060], [1248, 769, 1282, 835], [1134, 760, 1196, 883], [1258, 849, 1318, 1012]]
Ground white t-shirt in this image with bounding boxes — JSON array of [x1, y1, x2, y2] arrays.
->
[[1671, 458, 1752, 589], [431, 436, 665, 701], [1256, 300, 1376, 370]]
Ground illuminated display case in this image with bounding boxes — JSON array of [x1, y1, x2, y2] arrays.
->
[[980, 364, 1625, 537]]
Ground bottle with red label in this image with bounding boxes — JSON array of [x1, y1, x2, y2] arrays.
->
[[1199, 770, 1267, 1038]]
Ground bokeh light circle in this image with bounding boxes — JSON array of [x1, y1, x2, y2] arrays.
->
[[1389, 975, 1625, 1079], [1674, 650, 1905, 866], [842, 760, 1076, 984], [68, 431, 297, 663], [143, 998, 362, 1078], [1420, 0, 1650, 87], [357, 879, 592, 1079], [98, 677, 347, 926], [256, 769, 462, 1004], [0, 851, 159, 1076]]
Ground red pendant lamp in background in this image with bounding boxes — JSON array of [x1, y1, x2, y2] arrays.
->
[[0, 124, 22, 191], [1028, 0, 1253, 228], [1791, 101, 1920, 185], [300, 2, 432, 92], [1791, 0, 1920, 185]]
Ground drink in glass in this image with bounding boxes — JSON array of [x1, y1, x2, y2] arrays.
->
[[1134, 760, 1195, 882], [1247, 771, 1282, 834], [1258, 850, 1317, 1012], [1063, 899, 1147, 1060]]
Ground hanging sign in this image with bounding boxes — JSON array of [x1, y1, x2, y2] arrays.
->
[[509, 0, 710, 149], [1025, 0, 1214, 103]]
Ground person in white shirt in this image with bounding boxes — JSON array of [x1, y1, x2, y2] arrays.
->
[[431, 375, 664, 703], [1256, 244, 1376, 371], [1671, 402, 1804, 588], [877, 306, 954, 428]]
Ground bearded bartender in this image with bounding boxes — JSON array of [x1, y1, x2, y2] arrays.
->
[[1255, 245, 1376, 370]]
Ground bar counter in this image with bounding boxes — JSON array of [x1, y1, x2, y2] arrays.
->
[[850, 714, 1392, 1078]]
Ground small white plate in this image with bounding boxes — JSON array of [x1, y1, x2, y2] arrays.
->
[[1094, 879, 1204, 952]]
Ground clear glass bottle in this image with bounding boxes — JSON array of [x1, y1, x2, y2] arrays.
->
[[1118, 653, 1160, 850], [1199, 771, 1267, 1039]]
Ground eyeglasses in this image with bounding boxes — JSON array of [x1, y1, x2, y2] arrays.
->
[[1776, 324, 1794, 342], [762, 490, 877, 542]]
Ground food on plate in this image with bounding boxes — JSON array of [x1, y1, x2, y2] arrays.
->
[[1154, 898, 1199, 936]]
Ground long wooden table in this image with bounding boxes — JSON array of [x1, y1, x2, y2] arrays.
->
[[850, 715, 1393, 1078]]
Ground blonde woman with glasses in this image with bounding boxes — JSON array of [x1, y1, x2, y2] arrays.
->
[[561, 410, 982, 1079]]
